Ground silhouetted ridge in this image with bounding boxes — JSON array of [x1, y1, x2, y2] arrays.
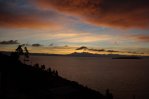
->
[[0, 53, 113, 99]]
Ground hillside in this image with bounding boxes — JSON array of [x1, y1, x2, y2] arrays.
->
[[0, 53, 113, 99]]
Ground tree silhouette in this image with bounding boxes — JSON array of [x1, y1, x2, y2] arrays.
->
[[105, 89, 113, 99], [41, 65, 45, 70], [16, 45, 23, 55]]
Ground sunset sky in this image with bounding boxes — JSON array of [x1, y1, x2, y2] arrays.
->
[[0, 0, 149, 55]]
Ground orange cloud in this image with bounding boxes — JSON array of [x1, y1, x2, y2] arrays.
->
[[0, 14, 58, 29], [35, 0, 149, 29], [0, 1, 59, 29], [132, 35, 149, 42], [0, 40, 19, 45], [124, 34, 149, 42]]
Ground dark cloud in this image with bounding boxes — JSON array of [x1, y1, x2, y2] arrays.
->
[[88, 48, 105, 52], [127, 51, 144, 55], [89, 48, 119, 53], [49, 43, 54, 46], [32, 43, 42, 47], [74, 46, 146, 55], [76, 46, 88, 50], [107, 50, 120, 53], [76, 46, 118, 53], [0, 40, 19, 44], [35, 0, 149, 29]]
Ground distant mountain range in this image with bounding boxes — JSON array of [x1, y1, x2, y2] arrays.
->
[[1, 51, 148, 59]]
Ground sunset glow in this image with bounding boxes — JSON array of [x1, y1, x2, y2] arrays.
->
[[0, 0, 149, 56]]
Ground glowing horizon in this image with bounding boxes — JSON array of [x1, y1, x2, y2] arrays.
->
[[0, 0, 149, 56]]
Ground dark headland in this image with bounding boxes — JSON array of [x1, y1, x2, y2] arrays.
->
[[0, 53, 113, 99]]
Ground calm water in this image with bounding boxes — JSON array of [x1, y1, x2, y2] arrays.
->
[[25, 56, 149, 99]]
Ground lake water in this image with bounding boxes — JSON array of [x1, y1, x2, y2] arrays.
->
[[25, 56, 149, 99]]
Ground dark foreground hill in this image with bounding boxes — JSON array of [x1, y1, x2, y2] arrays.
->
[[0, 53, 113, 99]]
